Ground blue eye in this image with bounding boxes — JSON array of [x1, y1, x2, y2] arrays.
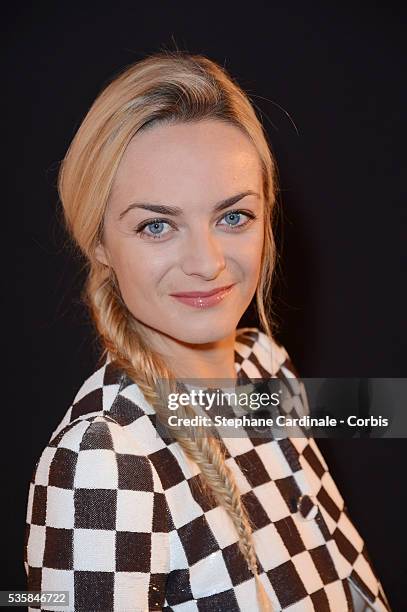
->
[[136, 220, 172, 239], [134, 209, 256, 240], [218, 210, 256, 231], [146, 221, 167, 235], [223, 211, 243, 226]]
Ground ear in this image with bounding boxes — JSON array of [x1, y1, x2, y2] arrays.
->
[[95, 242, 110, 267]]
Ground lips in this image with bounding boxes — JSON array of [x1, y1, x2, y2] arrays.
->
[[170, 284, 235, 298], [170, 284, 236, 309]]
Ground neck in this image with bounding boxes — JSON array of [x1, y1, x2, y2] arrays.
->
[[138, 325, 238, 382]]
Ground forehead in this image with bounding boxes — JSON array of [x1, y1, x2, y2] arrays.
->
[[109, 120, 263, 208]]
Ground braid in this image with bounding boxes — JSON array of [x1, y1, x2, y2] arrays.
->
[[87, 271, 273, 611]]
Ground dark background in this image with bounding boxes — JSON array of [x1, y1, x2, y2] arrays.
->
[[3, 2, 406, 609]]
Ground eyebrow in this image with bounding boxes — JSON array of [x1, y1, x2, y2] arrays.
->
[[118, 190, 260, 221]]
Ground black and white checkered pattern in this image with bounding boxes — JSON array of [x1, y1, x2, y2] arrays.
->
[[24, 327, 391, 611]]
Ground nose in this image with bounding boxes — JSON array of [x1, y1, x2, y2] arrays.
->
[[180, 228, 226, 279]]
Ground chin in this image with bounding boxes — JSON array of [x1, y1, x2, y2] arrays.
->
[[168, 320, 237, 345]]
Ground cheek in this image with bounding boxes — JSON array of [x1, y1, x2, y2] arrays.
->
[[112, 244, 161, 302], [235, 231, 264, 278]]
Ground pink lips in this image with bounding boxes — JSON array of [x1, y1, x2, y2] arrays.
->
[[170, 284, 236, 309]]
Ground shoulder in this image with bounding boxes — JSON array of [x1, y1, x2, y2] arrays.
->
[[49, 359, 126, 441], [25, 413, 173, 604], [30, 414, 166, 496], [236, 326, 300, 377], [31, 355, 168, 495]]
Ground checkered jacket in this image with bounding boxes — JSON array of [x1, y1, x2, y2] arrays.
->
[[24, 327, 391, 611]]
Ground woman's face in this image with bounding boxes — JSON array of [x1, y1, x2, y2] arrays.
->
[[96, 119, 265, 347]]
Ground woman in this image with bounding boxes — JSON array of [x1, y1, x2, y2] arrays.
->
[[24, 50, 391, 611]]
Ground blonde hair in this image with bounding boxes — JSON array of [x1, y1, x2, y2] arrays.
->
[[58, 49, 280, 611]]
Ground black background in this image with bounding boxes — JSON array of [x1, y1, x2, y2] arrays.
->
[[3, 2, 406, 609]]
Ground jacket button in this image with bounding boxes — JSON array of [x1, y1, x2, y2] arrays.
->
[[297, 494, 318, 520]]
